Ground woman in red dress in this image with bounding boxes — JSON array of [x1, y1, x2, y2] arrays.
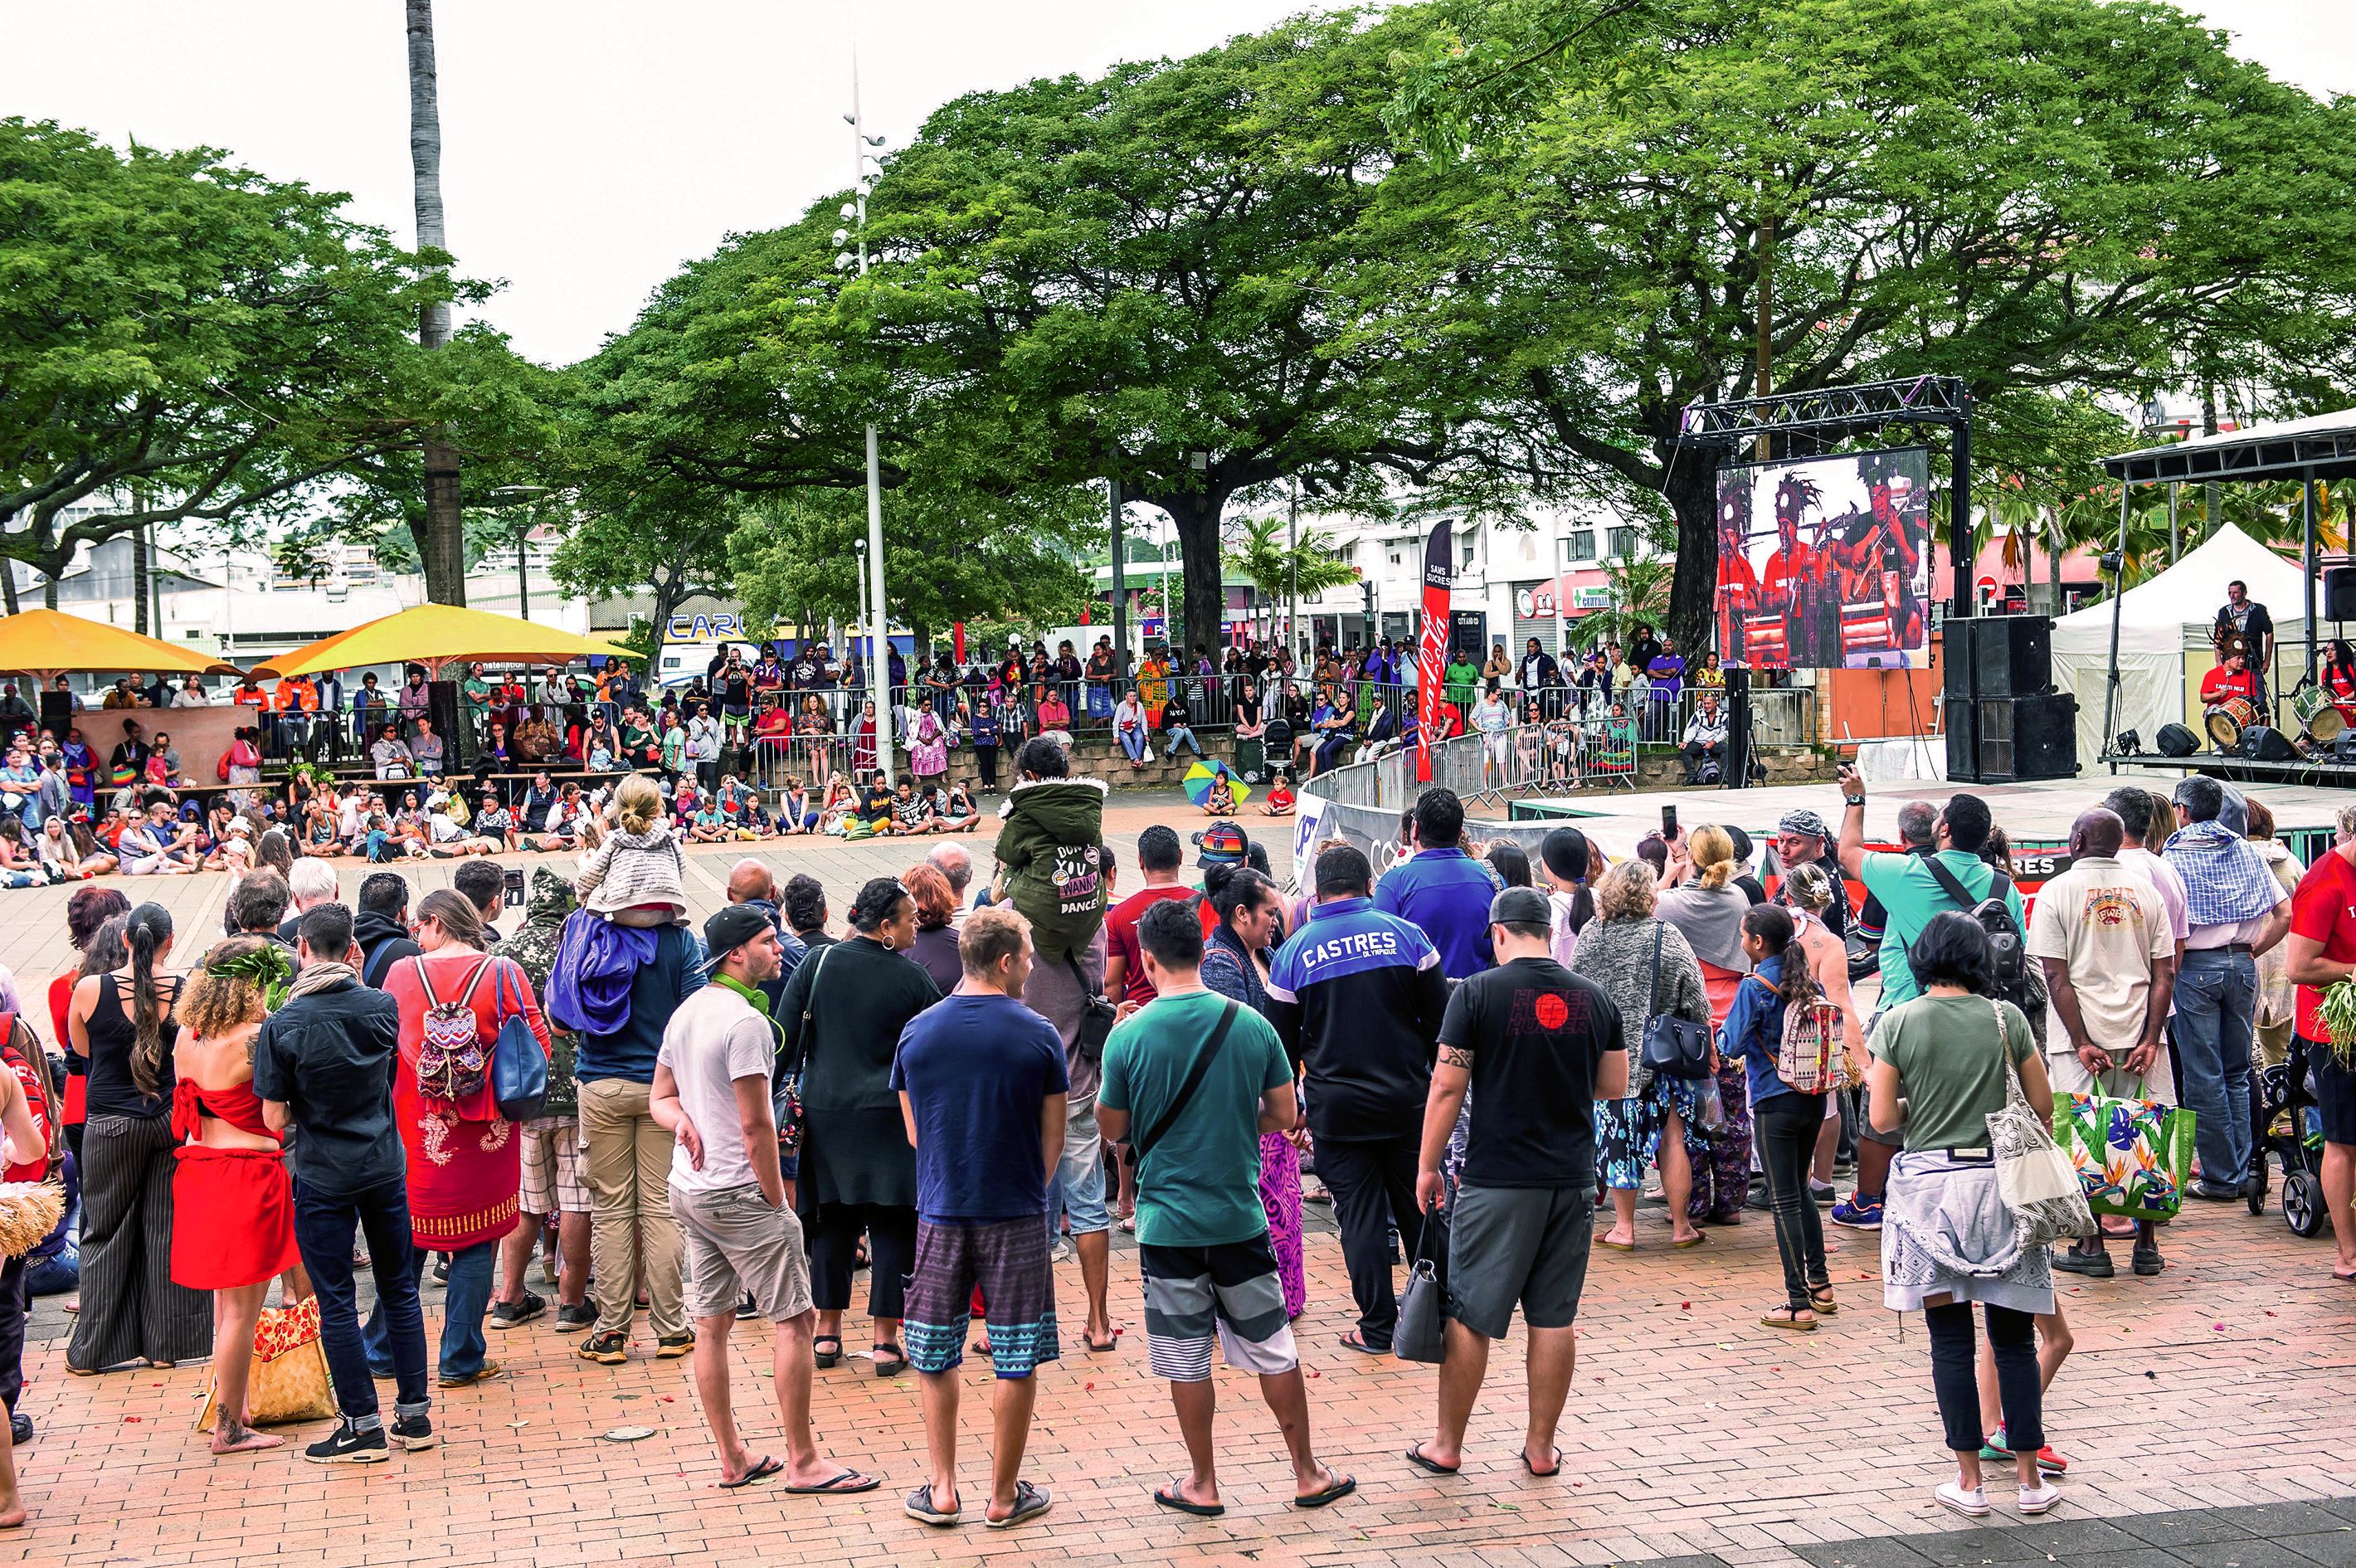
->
[[373, 889, 549, 1386], [170, 937, 309, 1454]]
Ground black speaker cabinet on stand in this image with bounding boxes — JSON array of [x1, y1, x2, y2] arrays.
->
[[1723, 665, 1752, 790]]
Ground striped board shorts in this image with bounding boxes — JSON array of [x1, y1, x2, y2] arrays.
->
[[900, 1217, 1060, 1379], [1139, 1234, 1297, 1384]]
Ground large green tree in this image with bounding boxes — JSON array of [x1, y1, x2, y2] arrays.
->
[[0, 119, 468, 595], [577, 9, 1499, 655], [1389, 0, 2356, 650], [727, 485, 1099, 654]]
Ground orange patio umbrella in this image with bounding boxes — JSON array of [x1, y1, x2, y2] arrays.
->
[[0, 608, 244, 685], [249, 603, 635, 680]]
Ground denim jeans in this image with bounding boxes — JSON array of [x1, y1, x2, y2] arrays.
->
[[1754, 1091, 1828, 1311], [2173, 947, 2256, 1186], [292, 1176, 428, 1430], [365, 1239, 496, 1381]]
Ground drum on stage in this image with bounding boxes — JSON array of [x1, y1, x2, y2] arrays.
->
[[2290, 683, 2346, 743], [2203, 695, 2260, 750]]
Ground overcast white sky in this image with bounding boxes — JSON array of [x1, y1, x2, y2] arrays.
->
[[3, 1, 2348, 369]]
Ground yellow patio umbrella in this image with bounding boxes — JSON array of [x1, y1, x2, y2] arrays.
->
[[0, 608, 244, 684], [249, 603, 635, 680]]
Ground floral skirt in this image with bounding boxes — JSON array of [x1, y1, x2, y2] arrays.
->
[[1595, 1075, 1706, 1191]]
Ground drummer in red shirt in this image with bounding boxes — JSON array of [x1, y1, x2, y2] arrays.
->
[[2201, 649, 2258, 707]]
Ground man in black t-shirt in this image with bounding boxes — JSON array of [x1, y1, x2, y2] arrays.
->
[[1412, 887, 1626, 1478]]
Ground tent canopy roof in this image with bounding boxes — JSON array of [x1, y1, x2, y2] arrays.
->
[[2053, 522, 2304, 640], [2105, 408, 2356, 485], [250, 604, 633, 679], [0, 608, 243, 684]]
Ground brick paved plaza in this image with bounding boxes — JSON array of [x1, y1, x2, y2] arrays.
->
[[4, 805, 2354, 1567]]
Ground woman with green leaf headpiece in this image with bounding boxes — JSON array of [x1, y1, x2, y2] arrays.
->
[[172, 935, 310, 1455]]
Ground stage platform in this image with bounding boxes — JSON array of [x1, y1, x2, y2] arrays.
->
[[1503, 766, 2341, 861]]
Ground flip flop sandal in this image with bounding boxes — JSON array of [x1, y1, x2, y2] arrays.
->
[[1760, 1305, 1818, 1332], [903, 1483, 960, 1526], [971, 1339, 995, 1359], [1084, 1332, 1121, 1353], [1294, 1472, 1357, 1509], [1671, 1232, 1708, 1249], [720, 1455, 783, 1489], [986, 1479, 1053, 1528], [1152, 1480, 1225, 1517], [785, 1468, 881, 1496], [811, 1336, 842, 1369], [1339, 1331, 1387, 1355], [1404, 1442, 1460, 1476], [1521, 1447, 1562, 1477], [1808, 1289, 1840, 1316], [1596, 1236, 1636, 1252]]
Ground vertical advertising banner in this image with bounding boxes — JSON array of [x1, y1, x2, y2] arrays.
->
[[1417, 519, 1453, 782], [1714, 446, 1932, 670]]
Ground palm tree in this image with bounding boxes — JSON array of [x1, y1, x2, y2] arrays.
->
[[1224, 517, 1357, 644], [407, 0, 465, 605], [1576, 553, 1673, 652]]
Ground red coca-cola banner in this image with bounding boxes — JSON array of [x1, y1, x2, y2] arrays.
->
[[1417, 519, 1452, 783]]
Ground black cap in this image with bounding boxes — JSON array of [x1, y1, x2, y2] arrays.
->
[[1488, 886, 1553, 929], [702, 903, 774, 970]]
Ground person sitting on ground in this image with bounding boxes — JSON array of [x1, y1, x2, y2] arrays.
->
[[1262, 772, 1295, 818], [935, 782, 977, 834], [893, 779, 937, 836], [688, 800, 732, 845]]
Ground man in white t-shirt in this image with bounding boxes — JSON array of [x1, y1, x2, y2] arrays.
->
[[2029, 807, 2176, 1278], [650, 904, 878, 1498]]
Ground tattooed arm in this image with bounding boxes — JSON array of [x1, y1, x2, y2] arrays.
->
[[1417, 1041, 1475, 1213]]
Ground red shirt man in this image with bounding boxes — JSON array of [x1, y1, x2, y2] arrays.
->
[[2200, 655, 2256, 707]]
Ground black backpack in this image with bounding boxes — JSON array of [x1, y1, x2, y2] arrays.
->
[[1914, 859, 2032, 1012]]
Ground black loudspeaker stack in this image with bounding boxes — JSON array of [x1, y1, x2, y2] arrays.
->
[[2325, 565, 2356, 623], [1941, 615, 2076, 783]]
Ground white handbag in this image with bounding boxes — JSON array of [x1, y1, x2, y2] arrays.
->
[[1984, 1001, 2093, 1249]]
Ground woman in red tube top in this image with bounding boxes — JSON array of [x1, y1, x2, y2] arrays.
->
[[171, 937, 309, 1455]]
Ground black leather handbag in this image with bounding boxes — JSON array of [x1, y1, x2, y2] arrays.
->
[[1636, 921, 1715, 1081]]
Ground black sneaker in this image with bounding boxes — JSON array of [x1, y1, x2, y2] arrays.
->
[[9, 1411, 30, 1446], [2054, 1245, 2114, 1278], [431, 1253, 451, 1283], [491, 1292, 546, 1329], [392, 1412, 437, 1451], [555, 1302, 597, 1330], [304, 1422, 390, 1464], [577, 1330, 630, 1365], [2130, 1240, 2164, 1276]]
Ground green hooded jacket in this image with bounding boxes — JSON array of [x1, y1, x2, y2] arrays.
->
[[991, 776, 1108, 962]]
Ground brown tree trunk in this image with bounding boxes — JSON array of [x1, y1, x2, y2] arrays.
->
[[407, 0, 465, 605], [131, 520, 151, 635], [1156, 493, 1229, 662], [1660, 444, 1721, 657]]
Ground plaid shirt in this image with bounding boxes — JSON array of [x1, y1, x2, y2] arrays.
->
[[2162, 819, 2282, 928]]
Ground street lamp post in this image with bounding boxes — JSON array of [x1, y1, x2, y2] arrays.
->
[[843, 65, 893, 782]]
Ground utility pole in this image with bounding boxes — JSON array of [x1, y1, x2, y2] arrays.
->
[[1288, 480, 1299, 661], [1110, 478, 1127, 671], [845, 61, 893, 783]]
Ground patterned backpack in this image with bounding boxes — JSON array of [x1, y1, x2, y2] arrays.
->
[[412, 957, 493, 1105]]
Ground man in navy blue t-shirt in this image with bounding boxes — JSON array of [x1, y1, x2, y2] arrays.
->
[[1375, 787, 1499, 979], [890, 907, 1068, 1528]]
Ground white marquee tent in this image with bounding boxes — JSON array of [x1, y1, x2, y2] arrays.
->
[[2050, 523, 2310, 760]]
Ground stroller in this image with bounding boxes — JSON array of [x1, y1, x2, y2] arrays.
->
[[2253, 1040, 2329, 1237], [1249, 717, 1295, 785]]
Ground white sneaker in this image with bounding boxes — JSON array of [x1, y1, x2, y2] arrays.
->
[[2018, 1481, 2061, 1516], [1936, 1481, 1990, 1519]]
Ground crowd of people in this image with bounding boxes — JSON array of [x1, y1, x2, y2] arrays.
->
[[0, 723, 2347, 1537]]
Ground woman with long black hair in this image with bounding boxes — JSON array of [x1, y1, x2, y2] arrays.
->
[[780, 876, 942, 1376], [1719, 904, 1833, 1330], [66, 903, 211, 1373]]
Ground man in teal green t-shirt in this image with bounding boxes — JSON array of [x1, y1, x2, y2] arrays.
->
[[1833, 763, 2028, 1229], [1096, 899, 1353, 1519]]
